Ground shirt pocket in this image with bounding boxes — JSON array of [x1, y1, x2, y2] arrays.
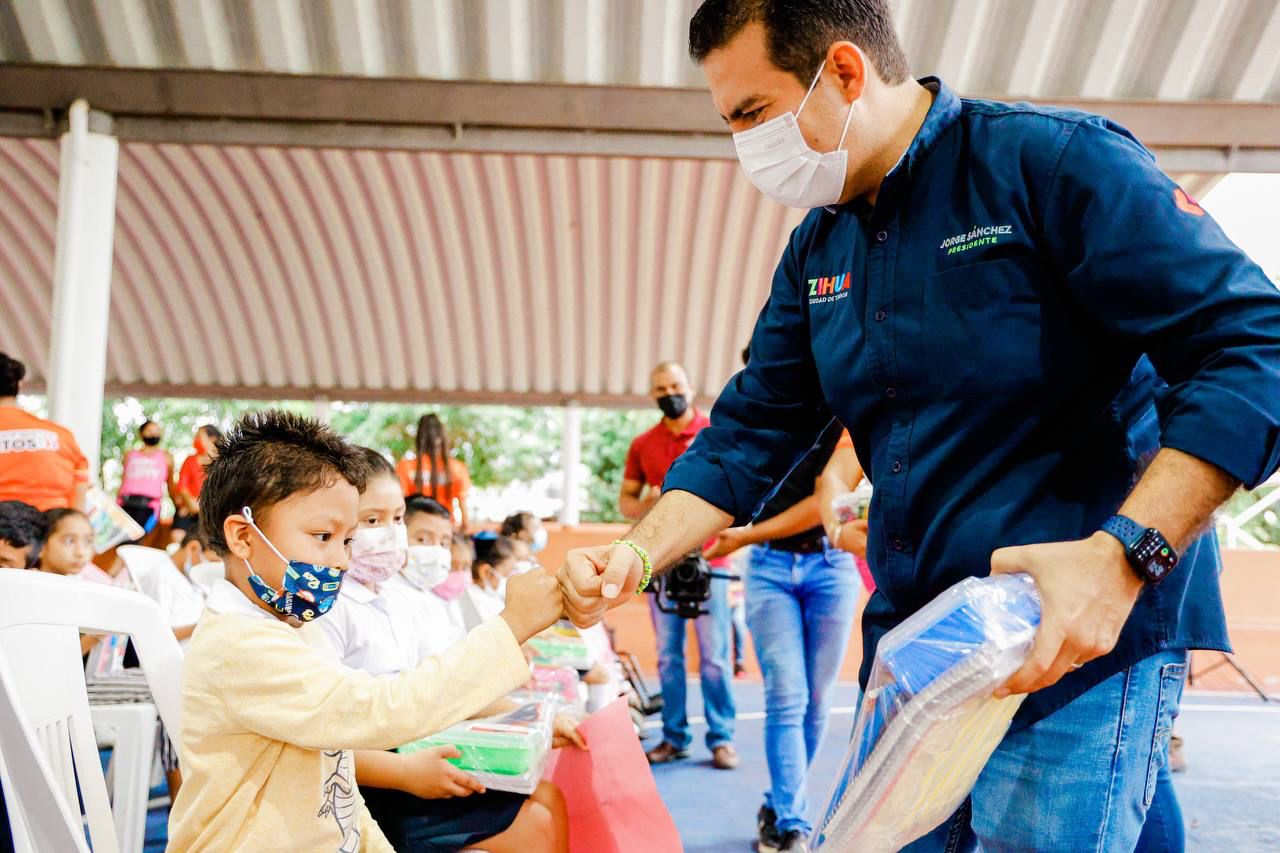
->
[[922, 254, 1046, 398]]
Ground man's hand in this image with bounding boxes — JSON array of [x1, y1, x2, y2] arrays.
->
[[704, 527, 751, 560], [403, 746, 486, 799], [557, 543, 645, 628], [991, 533, 1144, 697], [832, 519, 869, 558], [552, 714, 588, 750]]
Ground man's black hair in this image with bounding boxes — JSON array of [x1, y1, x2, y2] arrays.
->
[[499, 511, 537, 538], [689, 0, 910, 87], [0, 500, 47, 566], [0, 352, 25, 398], [199, 410, 368, 555], [406, 495, 452, 522]]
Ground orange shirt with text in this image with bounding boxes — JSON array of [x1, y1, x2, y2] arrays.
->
[[0, 406, 89, 510]]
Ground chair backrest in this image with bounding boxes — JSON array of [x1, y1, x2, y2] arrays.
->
[[186, 561, 226, 596], [0, 571, 186, 852], [0, 650, 90, 852]]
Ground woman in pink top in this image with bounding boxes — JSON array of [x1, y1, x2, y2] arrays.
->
[[117, 419, 172, 533]]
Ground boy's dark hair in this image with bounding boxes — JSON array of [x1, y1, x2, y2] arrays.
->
[[355, 446, 397, 484], [199, 411, 368, 555], [0, 352, 25, 398], [0, 500, 47, 566], [499, 511, 537, 538], [689, 0, 910, 87], [407, 495, 452, 522], [472, 534, 514, 575], [44, 507, 88, 537]]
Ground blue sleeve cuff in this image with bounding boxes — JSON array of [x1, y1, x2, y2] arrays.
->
[[663, 450, 778, 527], [1159, 382, 1280, 489]]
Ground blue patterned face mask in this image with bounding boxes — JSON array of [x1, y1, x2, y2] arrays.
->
[[241, 506, 344, 622]]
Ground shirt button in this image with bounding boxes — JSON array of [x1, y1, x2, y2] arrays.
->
[[892, 461, 903, 473], [885, 387, 897, 398], [875, 310, 887, 322], [892, 539, 905, 551], [875, 230, 889, 242]]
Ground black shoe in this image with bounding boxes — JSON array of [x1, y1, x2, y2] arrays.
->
[[757, 805, 782, 853], [778, 829, 810, 852]]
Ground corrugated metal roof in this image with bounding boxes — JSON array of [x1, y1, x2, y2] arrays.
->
[[0, 135, 804, 403], [3, 0, 1279, 102]]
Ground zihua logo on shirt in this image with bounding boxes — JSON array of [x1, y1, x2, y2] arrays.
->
[[808, 272, 852, 305], [939, 224, 1014, 255], [0, 429, 60, 453]]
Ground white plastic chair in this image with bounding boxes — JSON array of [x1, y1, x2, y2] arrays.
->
[[186, 561, 226, 596], [0, 571, 184, 853]]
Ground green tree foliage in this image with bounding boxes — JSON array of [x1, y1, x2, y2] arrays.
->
[[97, 397, 657, 523]]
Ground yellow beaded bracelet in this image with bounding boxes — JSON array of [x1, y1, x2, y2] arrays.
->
[[612, 539, 653, 593]]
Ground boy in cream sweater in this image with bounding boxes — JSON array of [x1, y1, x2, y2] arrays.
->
[[167, 412, 563, 852]]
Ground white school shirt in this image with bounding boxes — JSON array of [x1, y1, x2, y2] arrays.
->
[[308, 578, 431, 677], [381, 573, 468, 656], [462, 584, 505, 630]]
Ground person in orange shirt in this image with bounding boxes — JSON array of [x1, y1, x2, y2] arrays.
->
[[171, 424, 222, 545], [0, 352, 89, 512], [396, 413, 472, 531]]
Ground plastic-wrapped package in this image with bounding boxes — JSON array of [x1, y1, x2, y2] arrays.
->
[[831, 481, 874, 524], [519, 664, 584, 712], [813, 573, 1041, 853], [83, 486, 146, 553], [528, 622, 593, 671], [398, 699, 555, 795]]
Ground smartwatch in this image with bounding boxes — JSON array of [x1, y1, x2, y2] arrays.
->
[[1100, 515, 1178, 584]]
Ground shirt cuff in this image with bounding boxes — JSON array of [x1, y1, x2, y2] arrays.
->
[[1159, 383, 1280, 489], [663, 451, 776, 527]]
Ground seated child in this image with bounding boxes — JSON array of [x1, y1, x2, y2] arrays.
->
[[500, 511, 548, 564], [463, 534, 518, 628], [387, 495, 469, 653], [324, 449, 575, 853], [0, 499, 46, 568], [167, 412, 562, 852], [38, 507, 94, 577]]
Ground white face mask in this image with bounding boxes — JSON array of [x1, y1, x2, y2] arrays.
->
[[732, 57, 857, 209], [531, 527, 548, 553], [402, 544, 452, 590], [347, 523, 408, 587]]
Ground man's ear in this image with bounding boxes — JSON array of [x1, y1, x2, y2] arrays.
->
[[830, 40, 868, 99], [223, 512, 254, 561]]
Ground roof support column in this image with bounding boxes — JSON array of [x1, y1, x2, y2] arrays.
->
[[559, 401, 582, 527], [47, 100, 118, 480]]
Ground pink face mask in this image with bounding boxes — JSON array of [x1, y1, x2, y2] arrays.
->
[[347, 524, 408, 590], [432, 570, 470, 601]]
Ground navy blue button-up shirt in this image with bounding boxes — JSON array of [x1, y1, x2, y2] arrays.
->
[[665, 79, 1280, 726]]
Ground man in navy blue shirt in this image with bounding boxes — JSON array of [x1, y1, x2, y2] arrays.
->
[[559, 1, 1280, 850]]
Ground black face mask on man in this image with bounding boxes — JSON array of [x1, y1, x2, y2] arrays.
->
[[142, 435, 161, 447], [657, 394, 689, 420]]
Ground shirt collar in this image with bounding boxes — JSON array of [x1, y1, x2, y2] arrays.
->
[[205, 578, 276, 621], [342, 578, 378, 604], [824, 77, 960, 215]]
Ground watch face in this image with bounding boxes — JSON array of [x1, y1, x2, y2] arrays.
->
[[1133, 529, 1177, 582]]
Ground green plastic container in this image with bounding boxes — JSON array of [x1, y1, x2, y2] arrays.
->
[[398, 727, 539, 777]]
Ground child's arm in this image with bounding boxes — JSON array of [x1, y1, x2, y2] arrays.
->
[[355, 748, 486, 799], [216, 570, 562, 751]]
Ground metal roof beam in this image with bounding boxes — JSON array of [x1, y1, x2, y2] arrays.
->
[[1, 63, 1278, 153]]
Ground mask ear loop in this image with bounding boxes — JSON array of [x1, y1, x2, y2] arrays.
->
[[799, 46, 865, 152], [242, 506, 290, 567], [796, 60, 827, 117]]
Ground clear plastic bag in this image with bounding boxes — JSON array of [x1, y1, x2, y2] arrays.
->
[[519, 664, 585, 713], [813, 573, 1041, 852], [83, 485, 145, 553], [398, 698, 555, 795], [528, 621, 593, 671], [831, 481, 874, 524]]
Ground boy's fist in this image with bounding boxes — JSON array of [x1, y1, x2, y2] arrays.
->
[[501, 568, 564, 644]]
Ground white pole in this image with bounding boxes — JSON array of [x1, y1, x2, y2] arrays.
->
[[559, 401, 582, 527], [47, 101, 119, 481], [312, 395, 331, 424]]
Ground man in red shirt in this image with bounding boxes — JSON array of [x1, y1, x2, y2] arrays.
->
[[621, 361, 738, 770]]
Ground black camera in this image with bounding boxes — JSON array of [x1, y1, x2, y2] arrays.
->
[[649, 552, 738, 618]]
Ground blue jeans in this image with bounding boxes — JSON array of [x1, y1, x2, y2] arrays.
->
[[747, 543, 860, 834], [904, 650, 1188, 852], [648, 576, 736, 751]]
